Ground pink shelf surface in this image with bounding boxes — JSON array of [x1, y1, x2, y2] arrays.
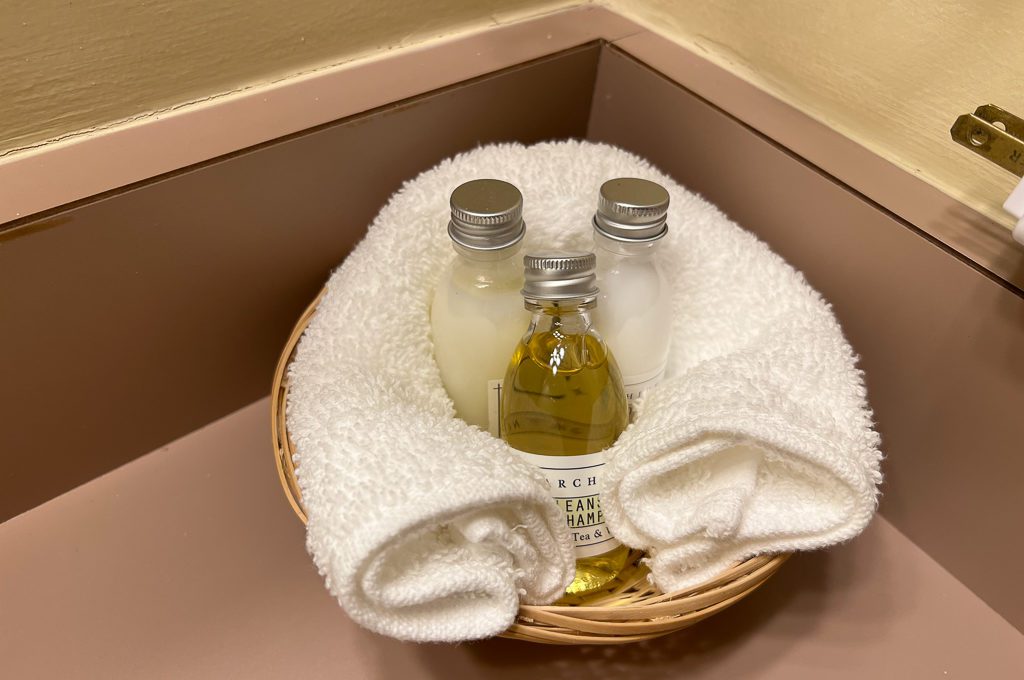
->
[[2, 399, 1022, 678]]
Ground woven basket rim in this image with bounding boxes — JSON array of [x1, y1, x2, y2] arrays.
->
[[271, 287, 789, 644]]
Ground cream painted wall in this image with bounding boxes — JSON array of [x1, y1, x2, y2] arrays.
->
[[0, 0, 572, 155], [605, 0, 1024, 229], [5, 0, 1022, 229]]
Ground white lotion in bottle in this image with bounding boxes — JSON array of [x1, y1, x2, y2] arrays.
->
[[591, 177, 672, 404], [430, 179, 529, 435]]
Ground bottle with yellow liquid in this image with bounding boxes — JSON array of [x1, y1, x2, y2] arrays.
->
[[501, 252, 631, 599]]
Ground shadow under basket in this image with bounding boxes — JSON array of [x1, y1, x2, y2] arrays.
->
[[271, 291, 790, 645]]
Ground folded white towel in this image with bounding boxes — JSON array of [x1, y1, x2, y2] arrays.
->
[[286, 157, 577, 642], [287, 140, 882, 641], [597, 153, 883, 593]]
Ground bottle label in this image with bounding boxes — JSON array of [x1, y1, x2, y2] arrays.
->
[[623, 370, 664, 403], [486, 378, 504, 438], [514, 450, 622, 558]]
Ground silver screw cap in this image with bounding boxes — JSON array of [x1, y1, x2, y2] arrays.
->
[[594, 177, 669, 242], [448, 179, 525, 251], [522, 251, 598, 301]]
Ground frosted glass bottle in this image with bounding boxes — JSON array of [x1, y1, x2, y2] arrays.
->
[[591, 178, 672, 404], [430, 179, 529, 435], [501, 252, 631, 598]]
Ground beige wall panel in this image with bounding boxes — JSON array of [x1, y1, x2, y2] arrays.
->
[[607, 0, 1024, 232], [0, 0, 574, 154], [0, 45, 600, 521], [589, 46, 1024, 631]]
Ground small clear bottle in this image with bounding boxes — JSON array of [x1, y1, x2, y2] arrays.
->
[[431, 179, 529, 435], [592, 178, 672, 405], [501, 252, 631, 599]]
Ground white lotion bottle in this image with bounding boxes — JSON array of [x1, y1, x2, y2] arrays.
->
[[430, 179, 529, 435], [591, 177, 672, 404]]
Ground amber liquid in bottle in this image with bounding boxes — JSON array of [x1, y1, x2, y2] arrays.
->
[[501, 299, 631, 598]]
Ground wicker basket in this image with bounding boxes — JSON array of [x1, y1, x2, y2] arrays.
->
[[271, 290, 789, 644]]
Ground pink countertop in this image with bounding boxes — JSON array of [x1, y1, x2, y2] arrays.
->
[[2, 399, 1022, 679]]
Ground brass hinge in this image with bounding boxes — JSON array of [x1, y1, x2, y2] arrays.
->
[[950, 105, 1024, 178]]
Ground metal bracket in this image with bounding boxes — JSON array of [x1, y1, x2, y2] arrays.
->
[[950, 105, 1024, 178]]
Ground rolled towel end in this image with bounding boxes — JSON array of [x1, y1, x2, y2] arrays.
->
[[308, 500, 574, 642], [604, 346, 882, 591]]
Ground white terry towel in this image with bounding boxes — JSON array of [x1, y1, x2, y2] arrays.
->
[[287, 140, 882, 640], [593, 156, 884, 593], [285, 164, 577, 642]]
